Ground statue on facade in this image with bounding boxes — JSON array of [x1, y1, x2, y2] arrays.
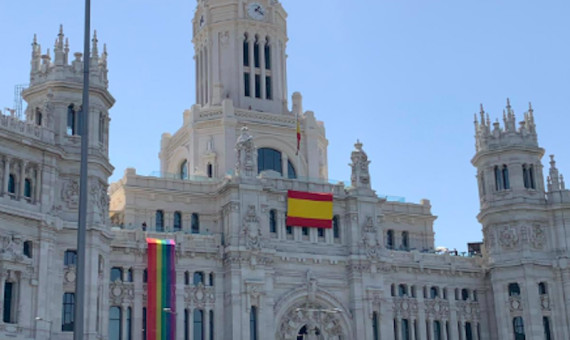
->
[[235, 126, 257, 177], [350, 140, 371, 189]]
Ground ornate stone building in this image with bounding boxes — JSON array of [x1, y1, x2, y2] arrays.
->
[[0, 0, 569, 340]]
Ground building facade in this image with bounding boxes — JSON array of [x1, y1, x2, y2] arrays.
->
[[0, 0, 569, 339]]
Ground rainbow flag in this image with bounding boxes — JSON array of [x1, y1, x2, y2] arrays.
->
[[146, 238, 176, 340], [286, 190, 333, 228]]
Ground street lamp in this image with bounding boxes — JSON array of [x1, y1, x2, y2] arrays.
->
[[35, 317, 53, 340]]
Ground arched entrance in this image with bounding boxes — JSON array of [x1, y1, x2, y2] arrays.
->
[[277, 302, 346, 340]]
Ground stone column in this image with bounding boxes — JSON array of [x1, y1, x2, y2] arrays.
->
[[442, 320, 448, 340], [133, 269, 143, 340], [461, 320, 467, 340], [121, 303, 128, 340], [426, 318, 432, 340], [282, 153, 288, 178], [204, 307, 210, 340], [188, 308, 194, 340], [35, 165, 42, 203], [395, 317, 401, 340], [176, 271, 184, 340], [410, 318, 416, 340], [417, 300, 427, 340], [472, 322, 479, 340]]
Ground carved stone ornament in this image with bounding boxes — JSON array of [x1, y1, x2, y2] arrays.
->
[[530, 225, 546, 249], [62, 178, 80, 208], [540, 295, 550, 311], [424, 299, 450, 320], [184, 284, 215, 309], [242, 205, 263, 251], [393, 297, 419, 319], [109, 281, 134, 305], [0, 235, 26, 262], [360, 233, 381, 260], [499, 226, 519, 249], [509, 296, 523, 312], [363, 216, 376, 233], [235, 126, 257, 177], [277, 302, 344, 340], [455, 301, 481, 320]]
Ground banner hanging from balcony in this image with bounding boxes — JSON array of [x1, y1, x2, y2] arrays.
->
[[286, 190, 333, 228], [146, 238, 176, 340]]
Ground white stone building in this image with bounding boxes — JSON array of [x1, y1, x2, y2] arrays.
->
[[0, 0, 569, 339]]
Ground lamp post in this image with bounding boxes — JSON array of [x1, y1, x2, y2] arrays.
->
[[74, 0, 91, 339], [35, 317, 53, 340]]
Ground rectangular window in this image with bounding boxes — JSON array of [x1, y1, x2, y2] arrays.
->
[[265, 76, 272, 100], [184, 309, 189, 340], [193, 272, 204, 286], [209, 310, 214, 340], [62, 292, 75, 331], [244, 73, 251, 97], [142, 307, 147, 340], [254, 43, 260, 68], [64, 250, 78, 266], [250, 306, 258, 340], [264, 44, 271, 70], [3, 282, 14, 323], [302, 227, 309, 236], [194, 309, 204, 340], [318, 228, 324, 238], [255, 75, 261, 98], [286, 226, 293, 235], [23, 240, 33, 258]]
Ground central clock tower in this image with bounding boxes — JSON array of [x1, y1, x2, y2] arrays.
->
[[193, 0, 288, 114]]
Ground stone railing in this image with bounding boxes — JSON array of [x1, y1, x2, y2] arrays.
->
[[0, 114, 54, 143]]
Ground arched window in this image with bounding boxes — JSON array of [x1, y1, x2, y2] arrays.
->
[[64, 250, 77, 266], [250, 306, 258, 340], [372, 312, 379, 340], [502, 165, 510, 189], [126, 307, 132, 340], [174, 211, 182, 232], [67, 104, 77, 135], [538, 282, 547, 295], [401, 319, 410, 340], [180, 160, 188, 180], [61, 292, 75, 331], [191, 213, 200, 234], [8, 174, 16, 195], [258, 148, 282, 174], [35, 108, 42, 126], [402, 231, 409, 250], [109, 306, 122, 340], [209, 272, 214, 286], [253, 35, 260, 68], [194, 309, 204, 340], [269, 209, 277, 233], [386, 230, 394, 249], [430, 286, 439, 299], [523, 164, 536, 189], [461, 288, 469, 301], [287, 161, 297, 179], [508, 283, 520, 296], [465, 322, 473, 340], [494, 165, 502, 191], [193, 271, 204, 286], [209, 310, 214, 340], [243, 34, 250, 67], [264, 37, 271, 70], [398, 284, 407, 297], [98, 112, 105, 143], [110, 267, 123, 282], [185, 271, 190, 285], [207, 163, 213, 178], [543, 316, 552, 340], [434, 320, 442, 340], [155, 210, 164, 232], [24, 178, 32, 199], [513, 317, 525, 340], [333, 215, 340, 239]]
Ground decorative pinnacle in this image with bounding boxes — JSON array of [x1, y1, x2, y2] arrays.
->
[[479, 104, 485, 124], [506, 98, 511, 110], [91, 30, 99, 56], [355, 139, 363, 151], [32, 34, 37, 45], [59, 24, 63, 37]]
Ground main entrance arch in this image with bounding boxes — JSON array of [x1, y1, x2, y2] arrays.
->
[[274, 287, 353, 340]]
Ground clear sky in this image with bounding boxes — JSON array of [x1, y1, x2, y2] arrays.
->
[[1, 1, 569, 251]]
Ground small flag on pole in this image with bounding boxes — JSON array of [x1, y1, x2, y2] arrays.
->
[[147, 238, 176, 340], [286, 190, 333, 228]]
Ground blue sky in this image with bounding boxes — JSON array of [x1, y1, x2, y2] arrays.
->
[[1, 1, 569, 251]]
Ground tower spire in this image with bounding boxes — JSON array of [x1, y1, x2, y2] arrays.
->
[[91, 30, 99, 61], [54, 24, 66, 65]]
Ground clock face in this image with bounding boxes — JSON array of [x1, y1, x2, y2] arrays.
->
[[247, 2, 266, 21]]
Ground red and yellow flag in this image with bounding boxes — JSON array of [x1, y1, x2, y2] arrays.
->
[[286, 190, 333, 228]]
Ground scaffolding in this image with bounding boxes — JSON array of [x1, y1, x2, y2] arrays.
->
[[12, 83, 28, 119]]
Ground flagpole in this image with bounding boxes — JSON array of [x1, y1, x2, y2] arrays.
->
[[74, 0, 91, 338]]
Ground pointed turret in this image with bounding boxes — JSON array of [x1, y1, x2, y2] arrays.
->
[[548, 155, 561, 191], [30, 34, 41, 73], [53, 24, 68, 66], [91, 30, 100, 66]]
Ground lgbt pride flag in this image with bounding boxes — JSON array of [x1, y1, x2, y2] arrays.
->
[[286, 190, 333, 228], [146, 238, 176, 340]]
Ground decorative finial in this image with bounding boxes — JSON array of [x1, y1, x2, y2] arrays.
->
[[59, 24, 64, 36], [528, 102, 533, 112], [91, 30, 99, 58], [33, 34, 37, 45], [355, 139, 363, 151], [506, 98, 511, 109]]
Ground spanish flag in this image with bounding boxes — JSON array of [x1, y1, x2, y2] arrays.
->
[[286, 190, 333, 228]]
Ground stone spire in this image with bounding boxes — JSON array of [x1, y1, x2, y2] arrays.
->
[[91, 30, 100, 64], [54, 24, 68, 66], [548, 155, 563, 192], [31, 34, 41, 73]]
